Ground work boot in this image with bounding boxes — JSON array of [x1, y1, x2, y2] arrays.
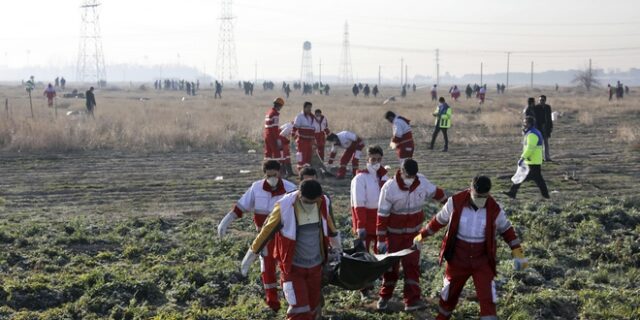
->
[[376, 297, 389, 311], [442, 146, 448, 152], [404, 299, 428, 311]]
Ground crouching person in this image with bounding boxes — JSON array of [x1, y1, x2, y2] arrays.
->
[[241, 179, 342, 320], [413, 175, 529, 320]]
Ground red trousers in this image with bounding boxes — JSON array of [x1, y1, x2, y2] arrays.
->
[[261, 239, 280, 310], [280, 137, 291, 164], [314, 132, 326, 160], [379, 233, 422, 305], [351, 207, 377, 252], [395, 141, 414, 163], [281, 264, 322, 320], [436, 240, 496, 319], [331, 141, 364, 178], [295, 138, 314, 171], [264, 131, 280, 161]]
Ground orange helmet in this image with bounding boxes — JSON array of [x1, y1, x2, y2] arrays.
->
[[273, 97, 285, 106]]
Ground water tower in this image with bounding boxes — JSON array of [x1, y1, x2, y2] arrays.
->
[[300, 41, 314, 84]]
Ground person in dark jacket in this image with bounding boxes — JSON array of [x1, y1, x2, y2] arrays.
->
[[524, 97, 545, 136], [537, 95, 553, 161], [85, 87, 96, 118]]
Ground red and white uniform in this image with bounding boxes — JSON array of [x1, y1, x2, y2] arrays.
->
[[232, 178, 297, 310], [264, 107, 280, 161], [391, 116, 414, 163], [376, 171, 447, 306], [328, 131, 365, 178], [279, 122, 294, 164], [478, 87, 486, 104], [44, 87, 56, 107], [350, 166, 388, 251], [292, 112, 316, 171], [251, 191, 338, 320], [420, 190, 521, 319], [313, 115, 330, 160]]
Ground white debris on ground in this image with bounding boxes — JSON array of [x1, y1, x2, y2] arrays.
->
[[239, 170, 250, 174], [214, 176, 224, 181], [247, 149, 256, 153]]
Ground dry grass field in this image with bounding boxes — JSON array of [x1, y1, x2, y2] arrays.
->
[[0, 83, 639, 319]]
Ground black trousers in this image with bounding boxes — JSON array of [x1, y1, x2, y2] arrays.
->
[[509, 164, 549, 198], [430, 127, 448, 150]]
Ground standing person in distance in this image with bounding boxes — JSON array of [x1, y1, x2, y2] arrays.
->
[[430, 97, 452, 152], [537, 95, 553, 161], [85, 86, 97, 118]]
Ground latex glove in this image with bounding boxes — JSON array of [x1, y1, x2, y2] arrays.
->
[[217, 211, 238, 237], [276, 138, 283, 149], [329, 233, 343, 253], [377, 241, 388, 254], [389, 142, 397, 150], [512, 247, 529, 271], [412, 233, 424, 251], [517, 158, 524, 167], [357, 228, 367, 241], [240, 249, 259, 277]]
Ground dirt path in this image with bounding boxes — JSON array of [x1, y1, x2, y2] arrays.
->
[[0, 110, 637, 222]]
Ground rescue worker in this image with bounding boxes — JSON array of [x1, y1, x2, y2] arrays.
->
[[504, 116, 550, 199], [385, 111, 414, 164], [430, 84, 438, 101], [264, 97, 285, 161], [327, 131, 365, 179], [241, 179, 342, 320], [43, 83, 56, 107], [414, 175, 528, 320], [293, 102, 316, 172], [313, 109, 330, 161], [279, 121, 295, 177], [217, 160, 297, 312], [430, 97, 452, 152], [350, 145, 389, 252], [376, 159, 447, 311]]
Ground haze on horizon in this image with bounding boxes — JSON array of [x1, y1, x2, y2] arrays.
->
[[1, 0, 639, 81]]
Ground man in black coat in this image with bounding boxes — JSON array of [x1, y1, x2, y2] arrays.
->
[[85, 87, 96, 118], [537, 95, 553, 161]]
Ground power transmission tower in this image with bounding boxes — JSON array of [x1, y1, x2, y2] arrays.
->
[[338, 21, 353, 85], [76, 0, 106, 86], [300, 41, 314, 84], [215, 0, 238, 82]]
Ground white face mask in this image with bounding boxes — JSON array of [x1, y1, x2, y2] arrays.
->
[[367, 163, 381, 172], [471, 193, 488, 208], [266, 177, 279, 188], [403, 177, 415, 186]]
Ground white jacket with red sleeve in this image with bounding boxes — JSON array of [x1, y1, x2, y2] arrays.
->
[[376, 171, 447, 240]]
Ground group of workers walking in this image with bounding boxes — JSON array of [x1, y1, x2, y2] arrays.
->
[[212, 90, 562, 319]]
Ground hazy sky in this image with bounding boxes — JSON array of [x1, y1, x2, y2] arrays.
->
[[1, 0, 639, 80]]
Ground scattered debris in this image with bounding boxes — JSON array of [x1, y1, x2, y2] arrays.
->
[[239, 170, 250, 174], [214, 176, 224, 181], [247, 149, 256, 154], [382, 96, 396, 105]]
